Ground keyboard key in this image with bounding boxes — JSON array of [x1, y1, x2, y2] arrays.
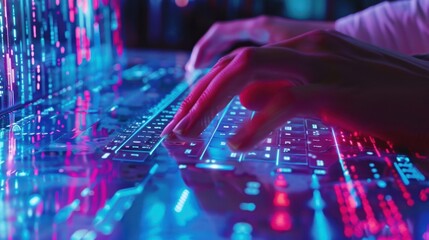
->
[[255, 136, 278, 148], [305, 120, 330, 131], [307, 136, 335, 153], [244, 148, 277, 162], [209, 139, 229, 148], [308, 153, 339, 168], [223, 116, 247, 124], [308, 130, 332, 137], [284, 118, 305, 125], [282, 125, 305, 132], [164, 141, 205, 158], [212, 131, 237, 138], [281, 146, 306, 155], [278, 154, 307, 165], [279, 138, 306, 147], [113, 152, 150, 162], [203, 148, 241, 161], [217, 124, 240, 133], [280, 131, 306, 139]]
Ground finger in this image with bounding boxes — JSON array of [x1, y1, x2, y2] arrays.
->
[[228, 89, 297, 151], [187, 39, 222, 70], [265, 30, 340, 54], [186, 22, 243, 70], [229, 84, 331, 151], [186, 18, 271, 70], [173, 53, 249, 137], [239, 81, 292, 111], [173, 47, 310, 138], [161, 55, 235, 137]]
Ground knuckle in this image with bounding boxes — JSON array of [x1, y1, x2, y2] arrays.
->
[[216, 55, 232, 66], [236, 47, 256, 68], [312, 29, 328, 37], [309, 29, 333, 43]]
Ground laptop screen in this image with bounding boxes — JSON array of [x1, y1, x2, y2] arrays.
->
[[0, 0, 123, 111]]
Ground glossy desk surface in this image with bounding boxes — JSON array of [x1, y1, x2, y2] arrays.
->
[[1, 51, 429, 240]]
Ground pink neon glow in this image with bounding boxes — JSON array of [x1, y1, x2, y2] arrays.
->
[[83, 28, 91, 62], [175, 0, 189, 8], [270, 211, 292, 231], [273, 191, 290, 207], [76, 27, 82, 65], [383, 156, 414, 206], [69, 0, 75, 22], [75, 27, 92, 65], [93, 0, 99, 10], [112, 0, 123, 56], [77, 0, 89, 14]]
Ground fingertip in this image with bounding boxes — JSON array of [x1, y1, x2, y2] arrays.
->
[[227, 131, 255, 152], [185, 62, 194, 72], [227, 139, 243, 152], [227, 140, 250, 152], [172, 115, 190, 136], [160, 121, 176, 137], [160, 128, 170, 138]]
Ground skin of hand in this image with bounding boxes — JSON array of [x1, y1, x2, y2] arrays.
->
[[163, 30, 429, 153], [186, 15, 334, 71]]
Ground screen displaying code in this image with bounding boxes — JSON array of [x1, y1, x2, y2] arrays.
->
[[0, 0, 123, 111]]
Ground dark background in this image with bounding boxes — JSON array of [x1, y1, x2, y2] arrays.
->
[[122, 0, 391, 50]]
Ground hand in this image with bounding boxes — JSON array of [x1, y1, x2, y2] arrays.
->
[[186, 16, 334, 71], [164, 30, 429, 153]]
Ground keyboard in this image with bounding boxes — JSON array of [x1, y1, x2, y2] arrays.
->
[[102, 73, 418, 180], [5, 52, 429, 240]]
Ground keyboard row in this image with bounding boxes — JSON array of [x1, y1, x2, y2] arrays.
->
[[164, 99, 340, 169], [103, 83, 188, 160], [104, 92, 396, 169]]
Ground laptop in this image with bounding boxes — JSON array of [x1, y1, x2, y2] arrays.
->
[[1, 1, 428, 239]]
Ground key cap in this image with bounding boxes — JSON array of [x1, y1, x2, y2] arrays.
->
[[113, 151, 150, 162], [278, 154, 307, 165], [203, 148, 242, 161], [244, 148, 277, 162]]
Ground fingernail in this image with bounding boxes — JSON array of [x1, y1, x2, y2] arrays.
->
[[173, 116, 190, 135]]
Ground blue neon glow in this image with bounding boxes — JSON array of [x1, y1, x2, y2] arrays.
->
[[174, 189, 190, 213], [195, 163, 235, 171], [147, 202, 166, 225], [239, 203, 256, 212], [28, 195, 41, 207], [393, 162, 410, 185], [309, 175, 332, 240], [54, 199, 80, 223]]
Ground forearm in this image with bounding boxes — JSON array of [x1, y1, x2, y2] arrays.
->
[[335, 0, 429, 55]]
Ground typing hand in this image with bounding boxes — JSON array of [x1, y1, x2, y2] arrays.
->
[[164, 30, 429, 152], [185, 16, 334, 71]]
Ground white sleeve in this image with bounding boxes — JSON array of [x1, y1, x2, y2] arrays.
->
[[335, 0, 429, 55]]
